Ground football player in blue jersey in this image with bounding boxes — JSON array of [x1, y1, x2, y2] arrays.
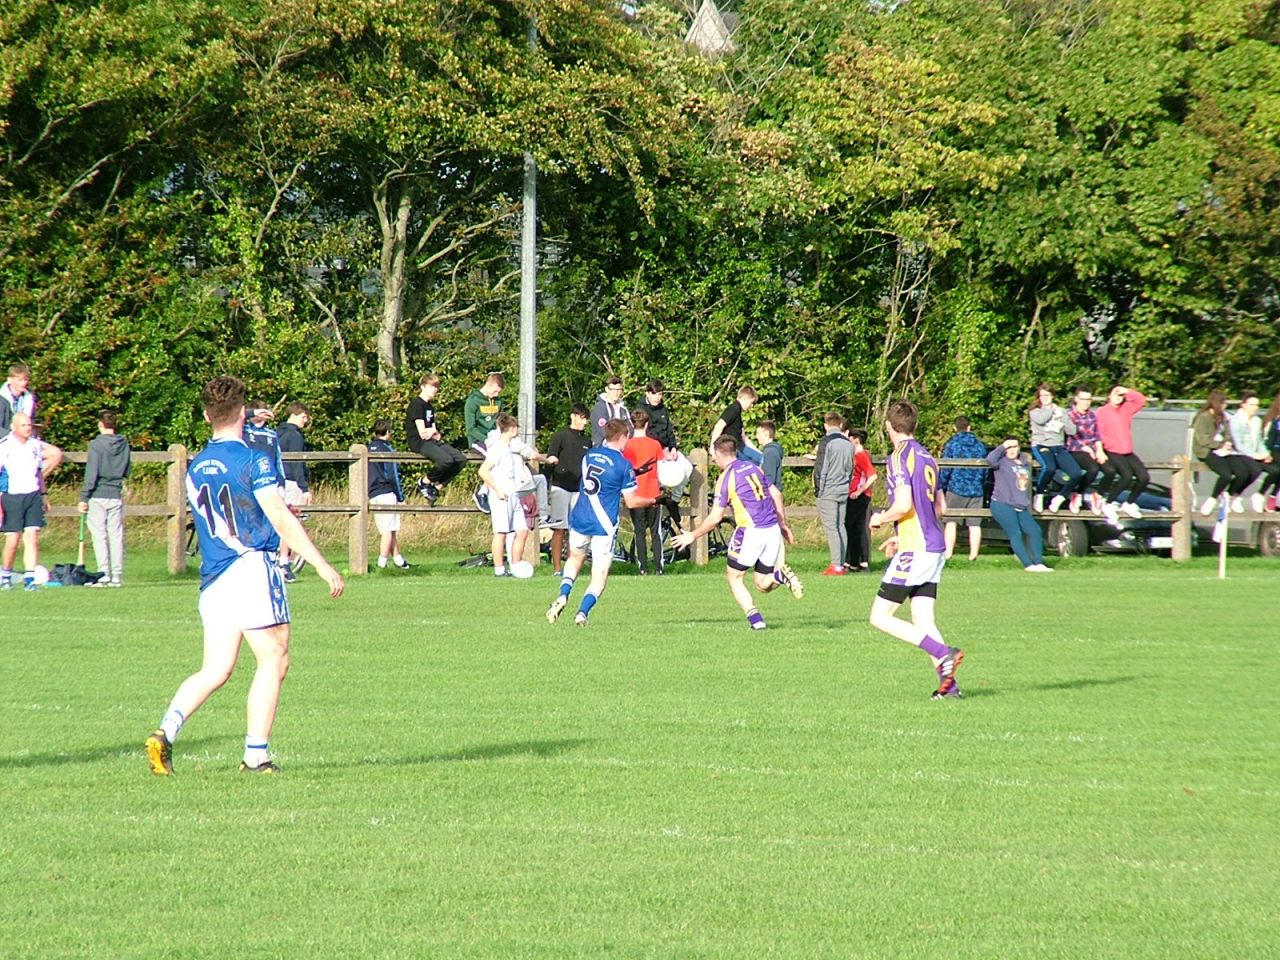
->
[[546, 419, 656, 626], [145, 376, 344, 776]]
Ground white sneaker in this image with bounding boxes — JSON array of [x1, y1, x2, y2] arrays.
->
[[1090, 493, 1104, 515], [1251, 493, 1266, 513], [1048, 495, 1065, 513], [1231, 497, 1244, 514], [1121, 501, 1142, 519], [1101, 502, 1123, 528], [1069, 494, 1082, 514], [1199, 497, 1218, 517], [1033, 494, 1045, 512]]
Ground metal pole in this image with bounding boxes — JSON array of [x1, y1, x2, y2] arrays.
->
[[518, 16, 538, 445]]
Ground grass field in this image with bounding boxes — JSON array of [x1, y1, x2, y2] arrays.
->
[[2, 547, 1276, 959]]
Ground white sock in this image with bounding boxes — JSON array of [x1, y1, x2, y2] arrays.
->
[[377, 557, 388, 567], [160, 709, 185, 743], [393, 554, 405, 564], [243, 738, 269, 768]]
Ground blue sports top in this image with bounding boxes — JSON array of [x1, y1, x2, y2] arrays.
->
[[186, 437, 282, 589], [242, 421, 285, 489], [569, 447, 637, 537]]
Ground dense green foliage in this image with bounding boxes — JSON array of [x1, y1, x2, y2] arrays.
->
[[3, 0, 1278, 453], [3, 549, 1277, 957]]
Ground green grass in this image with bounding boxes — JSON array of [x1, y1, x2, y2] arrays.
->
[[2, 548, 1276, 959]]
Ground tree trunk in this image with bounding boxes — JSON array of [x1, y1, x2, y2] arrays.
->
[[374, 180, 413, 385]]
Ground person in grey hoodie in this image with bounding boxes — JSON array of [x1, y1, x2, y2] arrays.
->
[[987, 437, 1052, 572], [590, 375, 632, 446], [1028, 383, 1084, 513], [813, 411, 854, 575], [77, 409, 131, 586]]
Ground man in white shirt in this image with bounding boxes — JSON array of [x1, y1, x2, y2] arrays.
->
[[0, 412, 63, 590]]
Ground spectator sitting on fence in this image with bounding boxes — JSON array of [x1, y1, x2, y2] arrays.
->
[[405, 373, 467, 506], [1228, 390, 1280, 514], [1193, 390, 1252, 516], [1264, 391, 1280, 512], [1028, 383, 1085, 514], [464, 372, 505, 514], [939, 416, 987, 562], [1065, 386, 1116, 516], [711, 385, 760, 464], [77, 409, 131, 587], [987, 437, 1052, 573], [369, 418, 411, 569], [1095, 384, 1149, 522]]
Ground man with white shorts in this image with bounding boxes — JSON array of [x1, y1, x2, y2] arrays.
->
[[479, 414, 544, 577], [0, 412, 63, 591], [145, 376, 343, 776], [673, 435, 803, 630], [868, 399, 965, 699], [369, 418, 410, 569], [546, 419, 655, 626]]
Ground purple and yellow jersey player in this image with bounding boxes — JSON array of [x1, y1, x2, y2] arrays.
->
[[868, 400, 965, 699], [674, 435, 803, 630]]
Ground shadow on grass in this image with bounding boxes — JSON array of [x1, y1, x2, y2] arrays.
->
[[0, 735, 221, 769], [318, 738, 594, 770], [1026, 675, 1145, 692]]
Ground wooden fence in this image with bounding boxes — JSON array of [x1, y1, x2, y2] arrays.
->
[[50, 446, 1203, 574]]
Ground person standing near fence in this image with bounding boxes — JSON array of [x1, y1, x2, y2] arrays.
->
[[939, 416, 986, 561], [0, 364, 37, 439], [545, 403, 592, 577], [624, 409, 665, 575], [844, 427, 877, 572], [145, 375, 344, 776], [986, 438, 1053, 573], [77, 409, 131, 587], [276, 402, 312, 581], [0, 412, 62, 591], [814, 412, 853, 576], [591, 375, 632, 446], [369, 419, 411, 569]]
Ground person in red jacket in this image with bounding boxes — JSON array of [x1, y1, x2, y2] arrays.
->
[[1095, 384, 1148, 520], [624, 410, 666, 574]]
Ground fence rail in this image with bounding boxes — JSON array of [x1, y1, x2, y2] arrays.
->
[[48, 445, 1214, 574]]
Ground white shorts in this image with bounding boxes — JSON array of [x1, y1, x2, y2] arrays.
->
[[570, 528, 616, 567], [284, 480, 305, 507], [547, 487, 574, 530], [489, 492, 531, 535], [199, 551, 290, 632], [881, 549, 946, 589], [727, 524, 782, 573], [370, 492, 401, 534]]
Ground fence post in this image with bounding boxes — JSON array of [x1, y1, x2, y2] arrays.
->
[[689, 447, 709, 567], [348, 444, 369, 575], [166, 443, 188, 575], [1171, 454, 1192, 562]]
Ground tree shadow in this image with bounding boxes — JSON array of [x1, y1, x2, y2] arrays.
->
[[313, 738, 594, 770], [0, 736, 222, 770]]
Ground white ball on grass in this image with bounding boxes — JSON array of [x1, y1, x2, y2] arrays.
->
[[510, 560, 535, 579]]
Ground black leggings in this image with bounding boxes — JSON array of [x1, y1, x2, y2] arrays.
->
[[1201, 454, 1256, 498], [1099, 451, 1149, 504], [1069, 451, 1117, 494]]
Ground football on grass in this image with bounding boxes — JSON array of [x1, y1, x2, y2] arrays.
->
[[510, 560, 535, 579]]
